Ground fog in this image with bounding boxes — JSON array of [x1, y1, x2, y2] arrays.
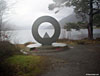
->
[[3, 0, 73, 29]]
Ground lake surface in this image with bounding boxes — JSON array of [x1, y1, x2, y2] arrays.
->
[[5, 29, 100, 44]]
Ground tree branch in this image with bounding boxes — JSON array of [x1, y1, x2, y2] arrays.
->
[[93, 9, 100, 15]]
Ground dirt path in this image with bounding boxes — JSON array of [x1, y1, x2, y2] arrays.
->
[[40, 44, 100, 76]]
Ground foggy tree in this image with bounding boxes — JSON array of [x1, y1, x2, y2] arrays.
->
[[93, 14, 100, 27], [0, 0, 16, 41], [0, 0, 6, 40], [49, 0, 100, 39], [64, 22, 88, 39]]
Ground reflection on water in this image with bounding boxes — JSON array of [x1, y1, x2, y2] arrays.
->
[[6, 29, 100, 44]]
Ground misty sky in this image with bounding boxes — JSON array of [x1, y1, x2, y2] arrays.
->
[[3, 0, 73, 29]]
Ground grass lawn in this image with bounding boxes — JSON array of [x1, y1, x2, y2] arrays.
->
[[3, 55, 50, 76]]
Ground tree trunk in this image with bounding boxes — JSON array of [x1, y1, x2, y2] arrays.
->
[[88, 0, 93, 39]]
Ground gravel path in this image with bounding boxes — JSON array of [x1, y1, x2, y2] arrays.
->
[[40, 44, 100, 76]]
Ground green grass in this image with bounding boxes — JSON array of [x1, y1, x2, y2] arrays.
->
[[4, 55, 50, 76], [0, 41, 50, 76]]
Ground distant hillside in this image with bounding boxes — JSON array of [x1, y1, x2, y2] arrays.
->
[[46, 13, 82, 29], [59, 13, 82, 28]]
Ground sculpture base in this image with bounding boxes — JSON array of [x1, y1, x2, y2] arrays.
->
[[26, 43, 69, 53]]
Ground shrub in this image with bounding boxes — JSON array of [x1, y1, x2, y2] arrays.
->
[[0, 41, 22, 76], [24, 42, 35, 46], [0, 41, 21, 61]]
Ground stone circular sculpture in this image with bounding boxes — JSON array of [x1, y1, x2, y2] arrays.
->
[[32, 16, 60, 45]]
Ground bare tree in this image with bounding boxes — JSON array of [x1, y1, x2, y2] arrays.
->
[[0, 0, 17, 41], [0, 0, 6, 41]]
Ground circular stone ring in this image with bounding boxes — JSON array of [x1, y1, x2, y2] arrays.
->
[[32, 16, 61, 45]]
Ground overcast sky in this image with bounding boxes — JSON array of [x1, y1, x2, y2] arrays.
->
[[3, 0, 73, 28]]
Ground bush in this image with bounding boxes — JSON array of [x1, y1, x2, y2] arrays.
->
[[0, 41, 23, 76], [0, 41, 21, 61], [24, 42, 35, 46]]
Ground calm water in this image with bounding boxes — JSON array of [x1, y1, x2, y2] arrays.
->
[[5, 29, 100, 44]]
